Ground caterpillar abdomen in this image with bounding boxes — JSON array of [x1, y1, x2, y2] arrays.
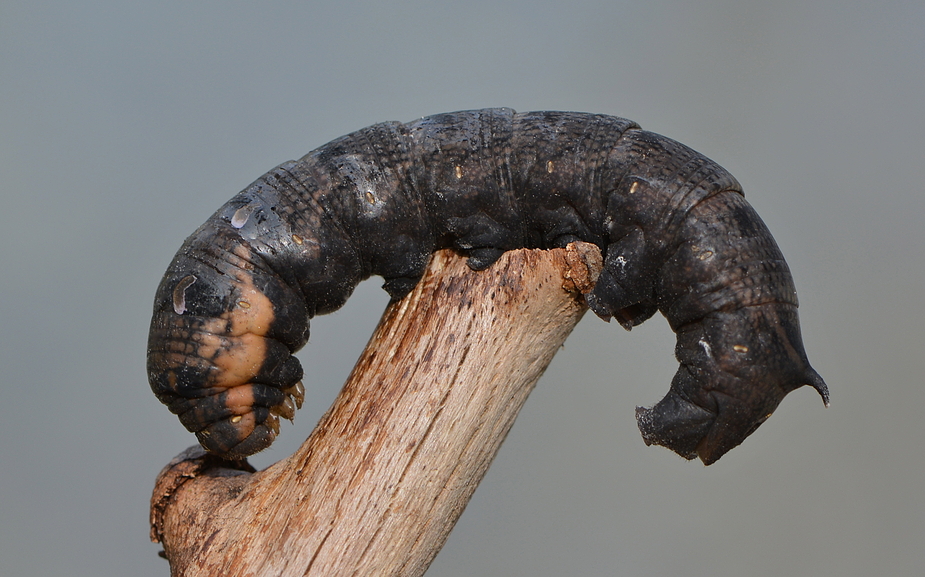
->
[[147, 108, 827, 463]]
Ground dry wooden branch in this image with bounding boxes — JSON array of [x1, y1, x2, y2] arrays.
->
[[150, 243, 602, 577]]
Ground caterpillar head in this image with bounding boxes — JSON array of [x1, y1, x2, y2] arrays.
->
[[147, 224, 313, 459]]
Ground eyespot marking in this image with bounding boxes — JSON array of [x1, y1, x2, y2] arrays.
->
[[172, 275, 197, 315], [231, 204, 257, 229]]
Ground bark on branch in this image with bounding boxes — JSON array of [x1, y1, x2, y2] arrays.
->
[[150, 243, 602, 577]]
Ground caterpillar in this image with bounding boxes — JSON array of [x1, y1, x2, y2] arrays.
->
[[147, 108, 828, 464]]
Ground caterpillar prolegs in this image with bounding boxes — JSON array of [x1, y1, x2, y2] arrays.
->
[[147, 108, 828, 464]]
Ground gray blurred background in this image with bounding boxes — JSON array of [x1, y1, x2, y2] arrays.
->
[[1, 1, 922, 575]]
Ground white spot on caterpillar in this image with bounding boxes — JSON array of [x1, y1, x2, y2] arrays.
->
[[614, 255, 628, 271], [172, 275, 197, 315], [231, 204, 257, 229], [698, 337, 713, 358], [546, 160, 554, 173], [455, 165, 463, 179]]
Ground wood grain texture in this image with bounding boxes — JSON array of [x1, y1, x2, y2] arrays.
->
[[151, 243, 602, 576]]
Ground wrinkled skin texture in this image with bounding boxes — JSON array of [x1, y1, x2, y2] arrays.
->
[[147, 108, 827, 462]]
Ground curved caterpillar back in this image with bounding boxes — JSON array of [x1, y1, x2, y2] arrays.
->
[[147, 108, 827, 463]]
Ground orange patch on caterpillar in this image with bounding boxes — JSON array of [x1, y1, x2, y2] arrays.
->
[[208, 333, 269, 388], [227, 280, 276, 336], [223, 384, 257, 415], [154, 332, 268, 389]]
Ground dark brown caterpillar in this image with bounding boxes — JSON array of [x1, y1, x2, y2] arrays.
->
[[147, 108, 828, 464]]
